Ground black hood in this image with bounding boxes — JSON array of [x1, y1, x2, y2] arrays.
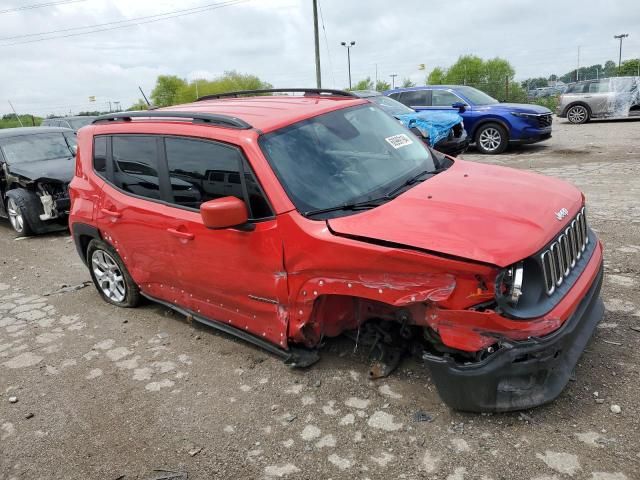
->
[[8, 156, 75, 183]]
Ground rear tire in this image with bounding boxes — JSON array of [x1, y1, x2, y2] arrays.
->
[[87, 239, 141, 308], [475, 123, 508, 154], [566, 104, 590, 124]]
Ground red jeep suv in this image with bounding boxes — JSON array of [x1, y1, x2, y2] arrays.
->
[[69, 88, 604, 412]]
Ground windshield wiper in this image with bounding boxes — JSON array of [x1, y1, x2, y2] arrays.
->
[[384, 167, 447, 199], [303, 197, 390, 217]]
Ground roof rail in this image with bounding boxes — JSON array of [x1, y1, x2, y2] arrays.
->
[[196, 88, 357, 101], [92, 111, 252, 129]]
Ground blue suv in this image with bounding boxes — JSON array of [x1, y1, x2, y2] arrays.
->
[[385, 85, 552, 154]]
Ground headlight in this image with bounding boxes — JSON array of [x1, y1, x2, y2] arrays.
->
[[511, 112, 533, 118], [497, 262, 524, 306]]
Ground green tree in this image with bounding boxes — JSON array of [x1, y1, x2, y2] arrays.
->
[[427, 67, 446, 84], [444, 55, 485, 85], [375, 80, 391, 91], [175, 71, 272, 103], [521, 77, 548, 90], [620, 58, 640, 76], [603, 60, 617, 77], [128, 99, 149, 110], [401, 77, 415, 88], [151, 75, 187, 107], [351, 77, 373, 91]]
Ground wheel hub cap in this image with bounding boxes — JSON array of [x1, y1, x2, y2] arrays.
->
[[6, 198, 24, 233], [91, 250, 126, 302], [479, 128, 501, 151]]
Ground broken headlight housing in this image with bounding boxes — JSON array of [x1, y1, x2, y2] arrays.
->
[[496, 262, 524, 306]]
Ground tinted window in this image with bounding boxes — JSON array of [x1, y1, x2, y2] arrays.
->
[[93, 137, 107, 173], [398, 90, 430, 106], [112, 136, 160, 200], [68, 117, 95, 130], [165, 137, 272, 218], [432, 90, 461, 107]]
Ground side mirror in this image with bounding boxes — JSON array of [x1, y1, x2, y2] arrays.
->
[[452, 102, 467, 113], [200, 196, 252, 230]]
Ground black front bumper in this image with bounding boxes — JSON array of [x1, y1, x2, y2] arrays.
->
[[423, 262, 604, 412], [434, 131, 469, 157]]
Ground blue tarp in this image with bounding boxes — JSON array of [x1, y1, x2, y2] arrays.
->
[[395, 111, 462, 146]]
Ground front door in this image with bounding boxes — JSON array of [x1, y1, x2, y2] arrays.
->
[[94, 134, 182, 303], [160, 136, 288, 348]]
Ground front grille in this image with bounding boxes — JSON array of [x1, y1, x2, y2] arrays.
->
[[537, 114, 553, 128], [540, 207, 588, 296]]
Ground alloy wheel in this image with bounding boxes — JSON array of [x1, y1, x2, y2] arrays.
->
[[6, 198, 24, 233], [91, 250, 126, 303], [567, 106, 588, 124], [478, 127, 502, 152]]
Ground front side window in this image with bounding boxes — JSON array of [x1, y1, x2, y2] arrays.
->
[[565, 82, 588, 94], [259, 105, 437, 216], [165, 137, 272, 218], [432, 90, 462, 107], [0, 133, 75, 164], [111, 136, 160, 200], [589, 80, 609, 93], [455, 86, 498, 106]]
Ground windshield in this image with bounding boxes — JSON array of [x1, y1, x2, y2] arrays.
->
[[68, 117, 95, 130], [259, 104, 437, 215], [457, 86, 499, 105], [369, 95, 415, 116], [0, 133, 74, 164]]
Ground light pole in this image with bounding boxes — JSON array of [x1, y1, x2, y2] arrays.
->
[[340, 41, 355, 89], [614, 33, 629, 75], [390, 74, 398, 89]]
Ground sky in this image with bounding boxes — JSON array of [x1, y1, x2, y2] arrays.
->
[[0, 0, 639, 117]]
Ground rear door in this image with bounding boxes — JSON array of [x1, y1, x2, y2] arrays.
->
[[160, 135, 288, 347], [94, 135, 183, 304], [396, 90, 431, 111]]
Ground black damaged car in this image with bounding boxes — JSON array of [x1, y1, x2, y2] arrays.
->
[[0, 127, 76, 235]]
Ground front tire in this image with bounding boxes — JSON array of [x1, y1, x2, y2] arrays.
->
[[87, 239, 141, 308], [6, 194, 33, 236], [475, 123, 508, 154], [566, 104, 590, 124]]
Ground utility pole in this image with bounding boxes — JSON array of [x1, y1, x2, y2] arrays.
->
[[375, 63, 378, 90], [340, 41, 355, 89], [614, 34, 629, 75], [313, 0, 321, 88], [576, 46, 580, 81], [390, 73, 398, 89], [7, 101, 23, 127]]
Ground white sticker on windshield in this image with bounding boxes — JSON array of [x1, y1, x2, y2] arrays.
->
[[385, 133, 413, 149]]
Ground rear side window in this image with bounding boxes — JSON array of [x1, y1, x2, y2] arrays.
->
[[112, 136, 160, 200], [566, 82, 588, 94], [93, 137, 107, 174], [398, 90, 431, 107], [588, 80, 609, 93], [164, 137, 272, 218]]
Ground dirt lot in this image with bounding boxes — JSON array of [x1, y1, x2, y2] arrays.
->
[[1, 117, 639, 480]]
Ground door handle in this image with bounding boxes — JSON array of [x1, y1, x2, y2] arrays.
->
[[167, 228, 195, 240], [101, 208, 122, 218]]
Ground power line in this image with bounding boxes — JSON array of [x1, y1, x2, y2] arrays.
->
[[0, 0, 87, 15], [317, 0, 336, 88], [0, 0, 250, 46]]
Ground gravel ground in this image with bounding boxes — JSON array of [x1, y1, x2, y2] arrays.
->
[[1, 117, 639, 480]]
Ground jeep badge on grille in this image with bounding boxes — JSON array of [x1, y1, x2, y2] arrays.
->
[[555, 208, 569, 220]]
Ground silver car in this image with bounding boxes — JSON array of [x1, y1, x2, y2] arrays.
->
[[557, 76, 640, 124]]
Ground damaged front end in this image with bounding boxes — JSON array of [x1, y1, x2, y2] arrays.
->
[[34, 179, 71, 222]]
